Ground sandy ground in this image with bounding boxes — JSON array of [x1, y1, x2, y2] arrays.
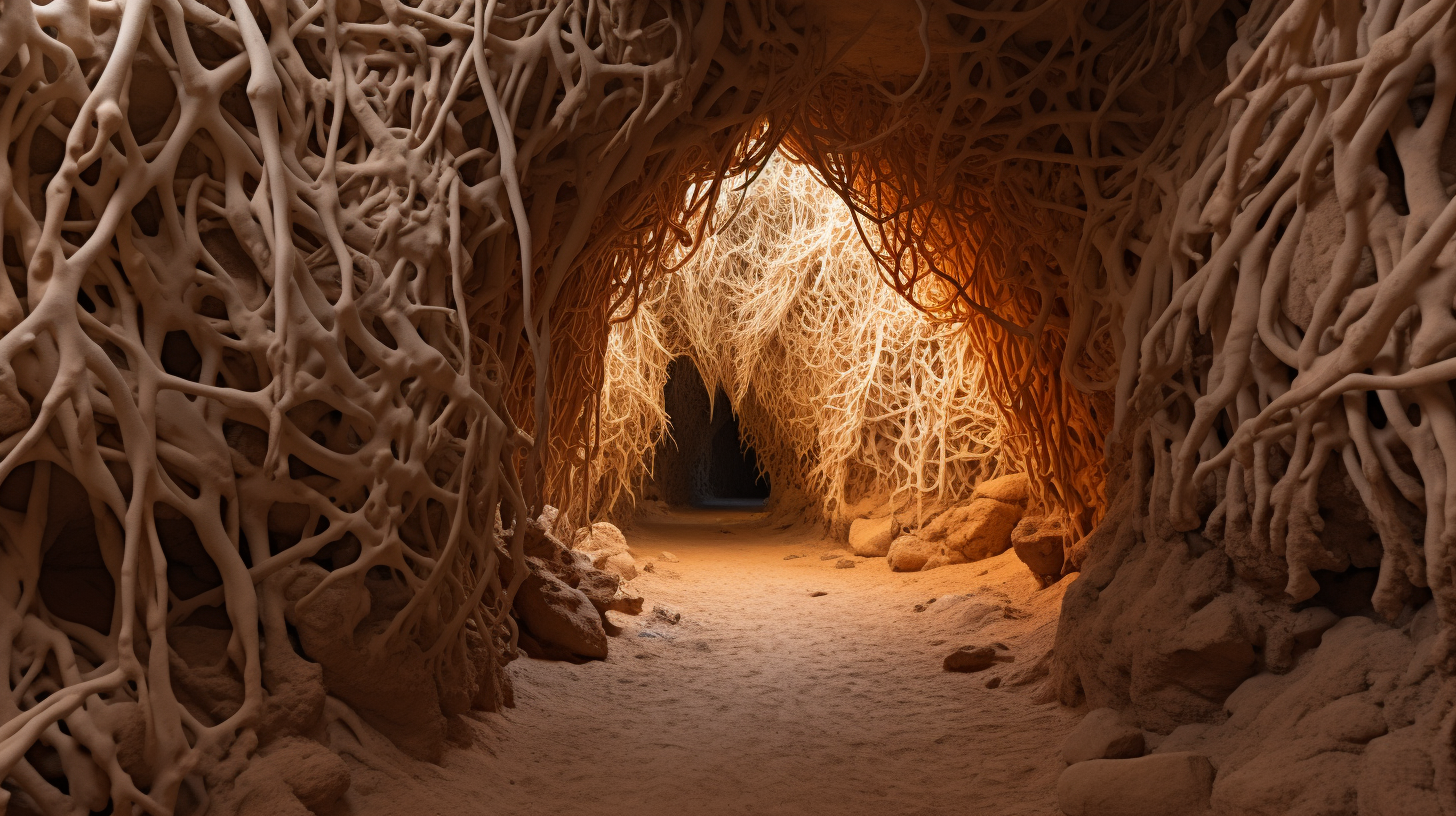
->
[[333, 507, 1079, 816]]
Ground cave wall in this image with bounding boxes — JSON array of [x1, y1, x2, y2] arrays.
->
[[8, 0, 1456, 810], [0, 1, 812, 811]]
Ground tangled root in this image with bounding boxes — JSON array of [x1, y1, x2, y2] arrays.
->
[[0, 0, 809, 810], [1129, 0, 1456, 636], [584, 157, 1006, 525], [777, 0, 1243, 534]]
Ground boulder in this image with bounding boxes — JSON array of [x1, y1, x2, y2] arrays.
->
[[576, 521, 629, 557], [1057, 752, 1215, 816], [606, 588, 644, 615], [1013, 515, 1069, 580], [849, 515, 899, 557], [943, 646, 999, 672], [940, 498, 1024, 561], [575, 521, 637, 580], [1062, 708, 1145, 765], [903, 496, 1024, 571], [972, 472, 1030, 505], [600, 551, 637, 581], [922, 550, 969, 570], [887, 533, 938, 571], [513, 564, 608, 660], [573, 565, 624, 613]]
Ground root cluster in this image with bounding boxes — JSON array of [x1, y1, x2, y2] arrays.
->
[[586, 157, 1006, 525], [0, 0, 808, 811], [1128, 0, 1456, 643]]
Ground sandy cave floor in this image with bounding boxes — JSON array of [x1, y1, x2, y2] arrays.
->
[[331, 508, 1079, 816]]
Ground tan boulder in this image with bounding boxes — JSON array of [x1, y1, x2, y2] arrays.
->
[[606, 587, 645, 615], [889, 494, 1027, 572], [513, 563, 608, 660], [576, 521, 629, 558], [1062, 708, 1145, 765], [917, 497, 1025, 565], [600, 551, 638, 581], [574, 521, 637, 579], [849, 515, 900, 557], [887, 533, 938, 571], [943, 499, 1024, 561], [922, 549, 969, 570], [971, 472, 1030, 505], [1012, 514, 1069, 580]]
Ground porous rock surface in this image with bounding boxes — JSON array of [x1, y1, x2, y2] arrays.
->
[[1054, 475, 1454, 813], [515, 563, 610, 661], [513, 519, 645, 659]]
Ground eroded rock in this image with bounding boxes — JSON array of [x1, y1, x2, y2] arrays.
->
[[1062, 708, 1145, 765], [972, 472, 1031, 504], [888, 533, 937, 571], [1057, 752, 1215, 816], [575, 521, 637, 579], [514, 562, 608, 660], [888, 490, 1027, 572], [1013, 514, 1068, 581]]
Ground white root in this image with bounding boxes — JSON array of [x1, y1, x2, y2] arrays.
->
[[0, 0, 809, 810]]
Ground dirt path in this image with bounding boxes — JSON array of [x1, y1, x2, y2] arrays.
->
[[338, 508, 1079, 816]]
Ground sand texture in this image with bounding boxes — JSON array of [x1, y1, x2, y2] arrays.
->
[[333, 508, 1075, 816]]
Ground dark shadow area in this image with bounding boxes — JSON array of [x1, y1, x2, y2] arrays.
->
[[708, 413, 769, 501], [650, 357, 770, 507]]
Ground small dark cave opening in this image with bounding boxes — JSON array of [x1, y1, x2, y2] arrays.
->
[[652, 357, 770, 507]]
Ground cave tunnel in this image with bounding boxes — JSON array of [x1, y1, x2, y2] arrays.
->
[[6, 0, 1454, 815], [653, 356, 770, 507]]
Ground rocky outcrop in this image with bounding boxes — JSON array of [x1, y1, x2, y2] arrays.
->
[[888, 474, 1029, 572], [575, 521, 638, 580], [514, 519, 644, 659], [1054, 474, 1454, 812], [514, 562, 609, 661], [849, 515, 899, 557]]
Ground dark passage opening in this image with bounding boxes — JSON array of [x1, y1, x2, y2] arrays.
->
[[653, 357, 770, 507]]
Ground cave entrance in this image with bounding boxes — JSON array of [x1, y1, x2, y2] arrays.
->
[[654, 356, 770, 508]]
